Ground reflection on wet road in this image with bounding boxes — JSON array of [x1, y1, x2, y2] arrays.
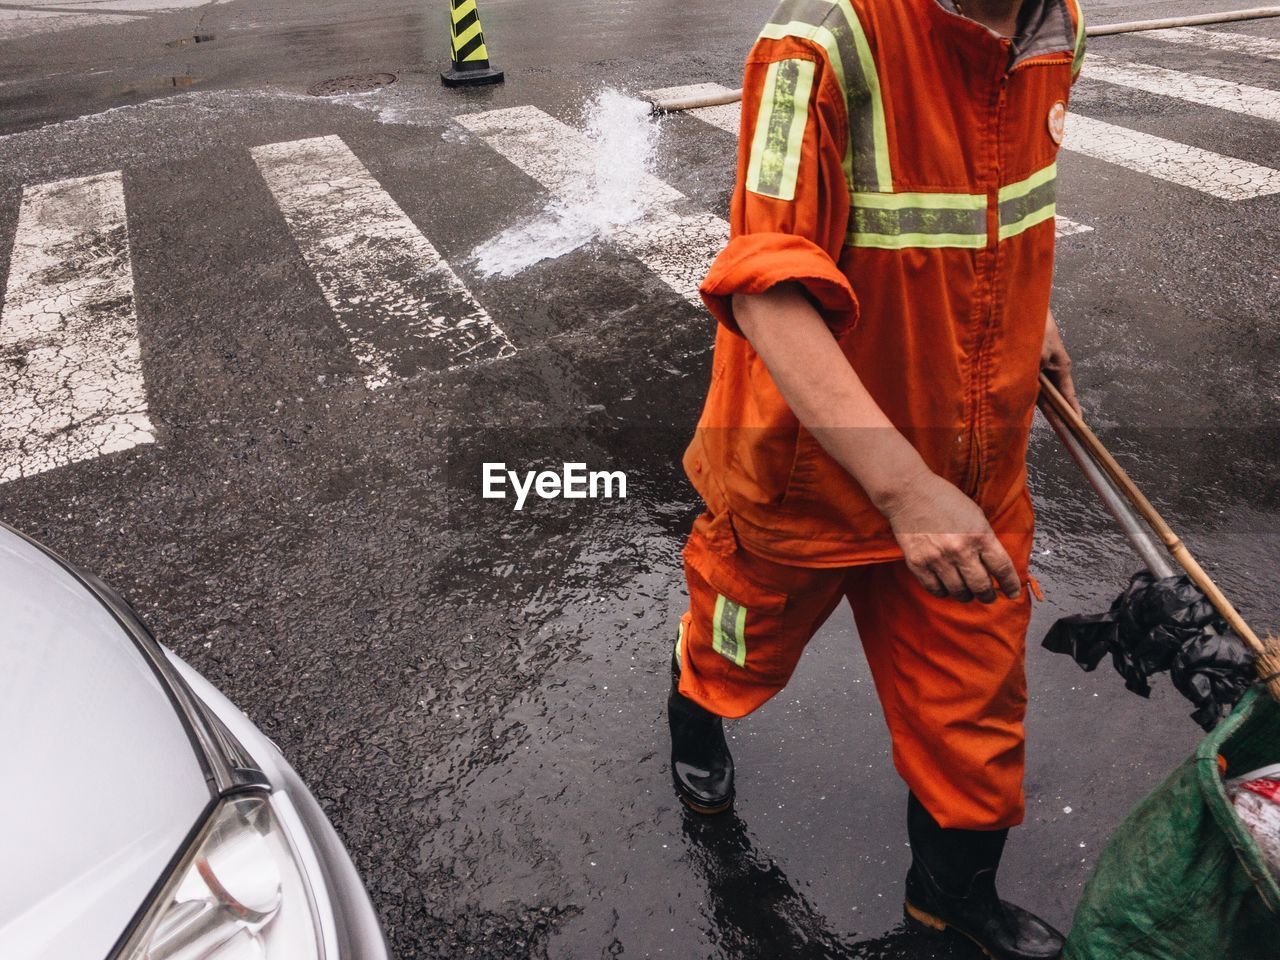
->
[[681, 814, 966, 960]]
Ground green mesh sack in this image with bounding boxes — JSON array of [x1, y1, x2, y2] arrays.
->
[[1064, 688, 1280, 959]]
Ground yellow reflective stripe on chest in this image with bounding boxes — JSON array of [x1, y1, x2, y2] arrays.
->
[[847, 162, 1058, 249], [760, 0, 892, 193], [746, 58, 816, 201], [997, 162, 1057, 240], [847, 190, 987, 249]]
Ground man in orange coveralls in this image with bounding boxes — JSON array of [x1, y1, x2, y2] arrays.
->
[[667, 0, 1086, 957]]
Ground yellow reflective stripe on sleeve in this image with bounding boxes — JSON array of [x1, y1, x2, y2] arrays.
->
[[760, 0, 893, 193], [675, 620, 684, 665], [746, 58, 816, 201], [997, 162, 1057, 240], [847, 190, 988, 249], [711, 594, 747, 668]]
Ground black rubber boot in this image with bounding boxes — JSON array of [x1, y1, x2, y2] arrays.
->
[[904, 793, 1064, 960], [667, 652, 734, 814]]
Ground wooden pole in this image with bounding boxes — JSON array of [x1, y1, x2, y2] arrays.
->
[[1037, 374, 1268, 658]]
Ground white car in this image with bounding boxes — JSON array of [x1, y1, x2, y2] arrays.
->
[[0, 521, 389, 960]]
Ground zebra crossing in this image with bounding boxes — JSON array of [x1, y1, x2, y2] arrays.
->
[[0, 172, 154, 484], [456, 106, 728, 303], [251, 135, 515, 389], [1086, 56, 1280, 124], [1148, 26, 1280, 62], [1063, 114, 1280, 200], [2, 39, 1278, 484]]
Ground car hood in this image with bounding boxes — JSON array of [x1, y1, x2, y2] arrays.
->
[[0, 526, 212, 960]]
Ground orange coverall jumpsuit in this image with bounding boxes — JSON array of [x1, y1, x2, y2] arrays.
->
[[677, 0, 1086, 829]]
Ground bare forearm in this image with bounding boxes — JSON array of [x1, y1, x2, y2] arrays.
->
[[731, 283, 1019, 602], [732, 284, 928, 512]]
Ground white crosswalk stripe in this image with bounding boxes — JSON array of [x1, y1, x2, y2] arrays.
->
[[646, 83, 1093, 237], [1, 171, 154, 484], [1064, 113, 1280, 200], [0, 0, 230, 41], [457, 106, 729, 302], [1053, 217, 1093, 238], [1147, 26, 1280, 62], [0, 10, 139, 41], [1086, 56, 1280, 124], [252, 135, 514, 388]]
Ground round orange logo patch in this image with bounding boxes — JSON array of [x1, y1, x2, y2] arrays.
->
[[1047, 101, 1066, 145]]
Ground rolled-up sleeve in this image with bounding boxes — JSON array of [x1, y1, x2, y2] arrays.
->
[[700, 40, 857, 336]]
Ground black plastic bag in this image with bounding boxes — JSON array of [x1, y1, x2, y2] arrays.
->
[[1043, 570, 1256, 730]]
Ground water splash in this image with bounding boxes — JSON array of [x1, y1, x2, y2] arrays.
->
[[470, 89, 661, 278]]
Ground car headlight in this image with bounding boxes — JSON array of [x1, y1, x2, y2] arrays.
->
[[120, 793, 323, 960]]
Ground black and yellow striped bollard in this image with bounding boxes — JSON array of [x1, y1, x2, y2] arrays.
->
[[441, 0, 504, 87]]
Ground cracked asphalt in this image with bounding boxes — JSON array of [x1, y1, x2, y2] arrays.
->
[[1, 172, 153, 481], [2, 1, 1279, 958]]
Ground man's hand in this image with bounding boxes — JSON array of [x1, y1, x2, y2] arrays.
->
[[881, 470, 1022, 603], [1041, 309, 1081, 416]]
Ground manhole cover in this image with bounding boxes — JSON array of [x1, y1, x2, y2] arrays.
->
[[307, 73, 397, 97]]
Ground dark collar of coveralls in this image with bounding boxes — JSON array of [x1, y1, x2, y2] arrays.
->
[[934, 0, 1075, 66]]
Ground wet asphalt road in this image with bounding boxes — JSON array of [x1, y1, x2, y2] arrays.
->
[[3, 1, 1280, 957]]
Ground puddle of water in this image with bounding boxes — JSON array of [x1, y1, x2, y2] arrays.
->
[[78, 74, 202, 98], [165, 34, 215, 47], [470, 88, 661, 278]]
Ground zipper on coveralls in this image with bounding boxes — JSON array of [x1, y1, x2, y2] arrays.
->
[[963, 58, 1011, 499]]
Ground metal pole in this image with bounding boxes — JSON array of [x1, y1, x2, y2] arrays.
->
[[1037, 402, 1177, 579], [1088, 6, 1280, 36]]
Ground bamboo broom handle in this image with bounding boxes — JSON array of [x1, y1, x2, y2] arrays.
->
[[1037, 373, 1267, 658]]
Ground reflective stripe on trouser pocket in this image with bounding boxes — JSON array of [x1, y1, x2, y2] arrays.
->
[[711, 594, 748, 667], [998, 162, 1057, 240], [746, 58, 816, 201], [848, 190, 988, 249]]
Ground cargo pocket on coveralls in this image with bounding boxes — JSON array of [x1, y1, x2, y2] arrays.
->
[[685, 536, 788, 679]]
